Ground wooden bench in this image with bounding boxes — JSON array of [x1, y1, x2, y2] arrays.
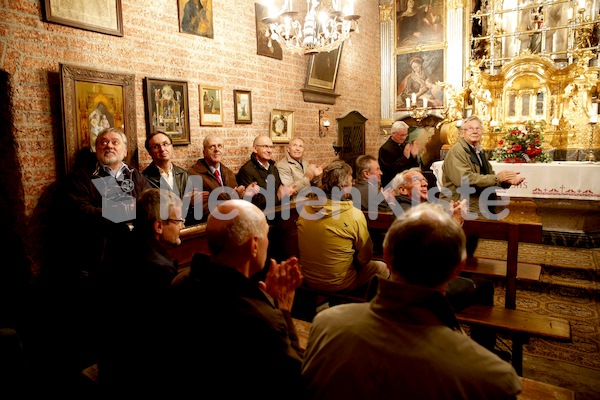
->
[[291, 318, 574, 400], [456, 305, 571, 375], [463, 257, 542, 283]]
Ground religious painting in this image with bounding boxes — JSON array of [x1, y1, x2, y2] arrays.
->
[[199, 85, 223, 126], [306, 44, 343, 91], [144, 78, 190, 145], [178, 0, 214, 38], [255, 3, 283, 60], [270, 109, 294, 144], [60, 64, 136, 174], [395, 0, 444, 49], [234, 90, 252, 124], [396, 49, 444, 110]]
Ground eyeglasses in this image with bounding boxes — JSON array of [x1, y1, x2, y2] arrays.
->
[[165, 218, 185, 226], [255, 145, 274, 149], [463, 126, 483, 132], [151, 142, 172, 151]]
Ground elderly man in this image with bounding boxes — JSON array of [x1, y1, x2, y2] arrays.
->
[[237, 135, 296, 210], [353, 154, 398, 213], [188, 134, 257, 220], [164, 200, 305, 399], [301, 203, 522, 400], [378, 120, 420, 187], [441, 115, 524, 217], [276, 137, 325, 194]]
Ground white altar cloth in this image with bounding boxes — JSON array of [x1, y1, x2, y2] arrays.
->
[[431, 160, 600, 201]]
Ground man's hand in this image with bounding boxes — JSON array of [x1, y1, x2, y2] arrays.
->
[[243, 182, 261, 198], [449, 199, 467, 226], [496, 170, 525, 186], [403, 141, 420, 158], [304, 162, 326, 182], [382, 187, 396, 205], [277, 183, 297, 200], [259, 257, 303, 311], [185, 189, 209, 206]]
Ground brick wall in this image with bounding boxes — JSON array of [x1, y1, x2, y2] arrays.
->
[[0, 1, 381, 274]]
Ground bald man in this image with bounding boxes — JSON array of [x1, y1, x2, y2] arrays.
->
[[165, 200, 305, 399], [378, 120, 420, 187]]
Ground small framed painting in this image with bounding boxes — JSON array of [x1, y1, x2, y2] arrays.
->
[[199, 85, 223, 126], [234, 90, 252, 124], [270, 109, 294, 144], [144, 78, 190, 145], [178, 0, 214, 38]]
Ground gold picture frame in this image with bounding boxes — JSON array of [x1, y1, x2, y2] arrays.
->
[[269, 109, 294, 144], [60, 64, 137, 174], [144, 78, 191, 145], [199, 85, 223, 126], [234, 90, 252, 124], [43, 0, 123, 37]]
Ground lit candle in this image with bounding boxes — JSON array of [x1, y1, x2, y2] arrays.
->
[[423, 98, 428, 108], [406, 98, 411, 108], [551, 118, 559, 126], [490, 120, 498, 127], [412, 93, 417, 105], [593, 103, 599, 115], [590, 115, 598, 124], [343, 0, 354, 15], [578, 0, 585, 10], [568, 7, 573, 20]]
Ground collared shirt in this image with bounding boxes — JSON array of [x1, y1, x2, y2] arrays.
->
[[209, 165, 222, 186], [157, 164, 174, 190], [102, 163, 130, 181]]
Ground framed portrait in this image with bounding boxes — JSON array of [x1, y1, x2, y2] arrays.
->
[[269, 109, 294, 144], [395, 0, 444, 48], [199, 85, 223, 126], [396, 49, 445, 110], [59, 64, 136, 174], [43, 0, 123, 37], [178, 0, 214, 38], [306, 44, 343, 91], [143, 78, 190, 145], [254, 3, 283, 60], [234, 90, 252, 124]]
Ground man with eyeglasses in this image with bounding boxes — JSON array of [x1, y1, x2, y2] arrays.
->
[[237, 135, 296, 210], [143, 131, 200, 224], [378, 119, 420, 187], [441, 115, 525, 217], [188, 134, 258, 220], [97, 188, 183, 394]]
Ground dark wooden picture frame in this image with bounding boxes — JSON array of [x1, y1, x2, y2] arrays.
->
[[396, 49, 445, 110], [144, 78, 191, 145], [60, 64, 136, 174], [270, 109, 294, 144], [234, 90, 252, 124], [178, 0, 214, 38], [254, 3, 283, 60], [43, 0, 123, 37], [199, 85, 224, 126], [395, 0, 444, 48], [306, 44, 343, 91]]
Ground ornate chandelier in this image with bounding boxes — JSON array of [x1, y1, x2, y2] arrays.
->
[[262, 0, 360, 55]]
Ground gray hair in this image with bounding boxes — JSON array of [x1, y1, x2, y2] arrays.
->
[[95, 127, 127, 147], [135, 188, 182, 236], [388, 167, 422, 192], [460, 115, 483, 131]]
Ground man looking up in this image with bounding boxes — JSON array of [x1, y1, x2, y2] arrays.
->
[[188, 134, 258, 220], [378, 120, 420, 187], [276, 137, 325, 194]]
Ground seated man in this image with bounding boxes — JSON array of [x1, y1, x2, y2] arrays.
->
[[276, 137, 325, 195], [301, 203, 522, 400], [297, 160, 390, 293], [352, 154, 397, 213], [162, 200, 305, 399]]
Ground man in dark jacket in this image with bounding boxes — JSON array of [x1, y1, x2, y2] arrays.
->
[[378, 120, 420, 187]]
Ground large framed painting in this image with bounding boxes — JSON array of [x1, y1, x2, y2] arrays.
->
[[43, 0, 123, 37], [306, 44, 343, 91], [255, 3, 283, 60], [396, 49, 445, 110], [178, 0, 214, 38], [270, 109, 294, 144], [395, 0, 444, 48], [60, 64, 136, 174], [199, 85, 223, 126], [144, 78, 190, 145]]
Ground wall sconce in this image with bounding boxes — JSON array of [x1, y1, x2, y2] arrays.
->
[[319, 108, 330, 137]]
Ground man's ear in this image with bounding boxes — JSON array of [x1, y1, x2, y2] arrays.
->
[[398, 185, 409, 196], [154, 220, 163, 236], [250, 235, 259, 258]]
